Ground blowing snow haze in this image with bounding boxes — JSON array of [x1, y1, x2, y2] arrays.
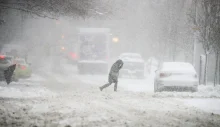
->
[[0, 0, 220, 127]]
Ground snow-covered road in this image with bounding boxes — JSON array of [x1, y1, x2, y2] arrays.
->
[[0, 64, 220, 127]]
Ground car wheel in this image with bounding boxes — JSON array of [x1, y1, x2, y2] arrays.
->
[[191, 86, 198, 92], [12, 77, 19, 82]]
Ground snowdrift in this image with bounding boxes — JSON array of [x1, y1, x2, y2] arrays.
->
[[153, 85, 220, 98]]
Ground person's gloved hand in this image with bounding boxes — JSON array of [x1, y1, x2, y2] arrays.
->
[[119, 63, 123, 69]]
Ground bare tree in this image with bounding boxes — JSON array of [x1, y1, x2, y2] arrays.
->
[[210, 0, 220, 86], [0, 0, 116, 19], [190, 0, 220, 85], [0, 0, 128, 48], [151, 0, 189, 62]]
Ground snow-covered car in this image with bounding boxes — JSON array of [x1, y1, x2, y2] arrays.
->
[[14, 58, 32, 78], [154, 62, 199, 92], [119, 53, 145, 78]]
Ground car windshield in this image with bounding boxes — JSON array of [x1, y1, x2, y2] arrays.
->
[[0, 57, 11, 64], [15, 59, 26, 64]]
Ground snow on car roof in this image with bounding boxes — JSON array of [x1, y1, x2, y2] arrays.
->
[[5, 55, 14, 59], [15, 58, 26, 64], [119, 53, 144, 62], [15, 58, 25, 61], [161, 62, 196, 74], [78, 60, 107, 63], [120, 53, 141, 57]]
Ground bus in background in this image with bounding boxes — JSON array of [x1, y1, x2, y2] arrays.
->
[[77, 28, 110, 74]]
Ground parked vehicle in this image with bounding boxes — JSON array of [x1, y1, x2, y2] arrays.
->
[[154, 62, 199, 92], [14, 58, 32, 78], [119, 53, 145, 79]]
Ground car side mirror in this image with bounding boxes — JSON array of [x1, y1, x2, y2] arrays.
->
[[28, 63, 32, 66]]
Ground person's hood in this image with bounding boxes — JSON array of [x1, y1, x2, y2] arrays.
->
[[115, 59, 123, 68]]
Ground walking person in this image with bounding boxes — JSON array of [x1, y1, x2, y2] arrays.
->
[[99, 59, 123, 92]]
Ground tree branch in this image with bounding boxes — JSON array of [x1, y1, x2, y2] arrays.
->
[[0, 4, 57, 20]]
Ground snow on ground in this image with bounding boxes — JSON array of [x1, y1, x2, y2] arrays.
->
[[0, 63, 220, 126], [78, 74, 154, 93], [183, 98, 220, 115], [20, 74, 46, 82], [0, 74, 55, 99], [0, 80, 220, 127], [78, 73, 220, 98], [76, 71, 220, 118], [153, 85, 220, 98], [0, 85, 54, 98]]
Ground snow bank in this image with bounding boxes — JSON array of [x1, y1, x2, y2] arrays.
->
[[0, 83, 56, 98], [183, 98, 220, 115], [153, 85, 220, 98], [19, 74, 46, 82]]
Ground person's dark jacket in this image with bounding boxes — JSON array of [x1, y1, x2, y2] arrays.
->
[[108, 59, 123, 83]]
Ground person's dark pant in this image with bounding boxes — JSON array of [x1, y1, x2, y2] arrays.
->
[[100, 81, 118, 91]]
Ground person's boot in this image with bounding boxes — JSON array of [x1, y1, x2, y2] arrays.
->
[[99, 83, 110, 91], [99, 87, 103, 91], [114, 82, 117, 92], [114, 86, 117, 92]]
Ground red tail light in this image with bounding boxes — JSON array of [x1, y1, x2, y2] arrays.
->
[[0, 55, 5, 59], [20, 65, 26, 70], [70, 52, 77, 59], [160, 73, 171, 78]]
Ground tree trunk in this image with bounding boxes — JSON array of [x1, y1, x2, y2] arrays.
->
[[203, 53, 208, 85], [199, 55, 203, 85], [214, 52, 218, 86], [219, 54, 220, 85]]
